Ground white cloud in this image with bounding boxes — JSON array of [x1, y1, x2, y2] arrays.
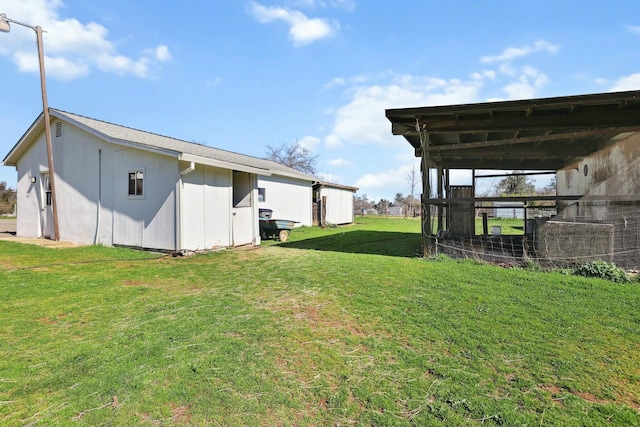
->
[[625, 25, 640, 35], [40, 55, 90, 80], [501, 67, 549, 99], [152, 45, 172, 62], [480, 40, 559, 64], [250, 1, 338, 46], [95, 53, 151, 78], [328, 0, 356, 11], [327, 157, 351, 166], [205, 77, 223, 87], [354, 163, 418, 201], [324, 77, 346, 89], [324, 134, 342, 147], [471, 70, 496, 80], [356, 169, 404, 190], [325, 74, 483, 147], [0, 0, 171, 80], [609, 73, 640, 92], [286, 0, 356, 12], [297, 135, 321, 150]]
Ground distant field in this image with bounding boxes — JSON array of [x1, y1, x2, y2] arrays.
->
[[1, 216, 639, 426]]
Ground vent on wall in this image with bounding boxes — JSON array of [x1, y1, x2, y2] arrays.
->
[[55, 121, 62, 138]]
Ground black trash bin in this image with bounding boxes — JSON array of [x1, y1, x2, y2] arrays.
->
[[259, 208, 273, 219]]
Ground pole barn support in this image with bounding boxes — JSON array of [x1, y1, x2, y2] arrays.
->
[[418, 121, 433, 257]]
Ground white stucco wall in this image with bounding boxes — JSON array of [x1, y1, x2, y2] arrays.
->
[[257, 175, 312, 226], [319, 186, 355, 225]]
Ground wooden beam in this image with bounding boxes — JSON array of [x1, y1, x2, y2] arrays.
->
[[413, 110, 640, 133], [423, 194, 640, 204], [475, 171, 555, 179], [420, 126, 640, 153]]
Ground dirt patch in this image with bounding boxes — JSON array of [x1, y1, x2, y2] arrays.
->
[[0, 218, 79, 248], [573, 391, 611, 405], [37, 313, 67, 325], [169, 403, 192, 425], [539, 384, 622, 407], [0, 218, 16, 233]]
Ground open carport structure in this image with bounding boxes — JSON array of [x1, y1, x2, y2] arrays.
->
[[387, 89, 640, 265]]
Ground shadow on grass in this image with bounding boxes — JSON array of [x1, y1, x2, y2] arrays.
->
[[281, 230, 421, 257]]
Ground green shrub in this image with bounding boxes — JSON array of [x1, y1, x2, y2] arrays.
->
[[574, 260, 630, 283]]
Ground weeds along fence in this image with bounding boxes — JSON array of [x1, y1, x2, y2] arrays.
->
[[432, 204, 640, 271]]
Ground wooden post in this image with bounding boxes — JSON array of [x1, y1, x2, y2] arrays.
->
[[437, 166, 443, 233], [482, 212, 488, 235], [445, 168, 451, 231], [421, 136, 432, 256], [471, 168, 476, 237], [321, 196, 327, 228]]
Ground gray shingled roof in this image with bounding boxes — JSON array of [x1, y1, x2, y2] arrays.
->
[[4, 109, 316, 182]]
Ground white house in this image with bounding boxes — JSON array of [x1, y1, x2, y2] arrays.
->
[[2, 109, 316, 251]]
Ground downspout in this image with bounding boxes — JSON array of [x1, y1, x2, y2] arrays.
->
[[94, 149, 102, 244], [177, 162, 196, 250], [180, 162, 196, 176], [252, 174, 258, 245]]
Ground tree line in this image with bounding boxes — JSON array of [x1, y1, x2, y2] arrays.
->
[[0, 182, 16, 215], [354, 170, 557, 216]]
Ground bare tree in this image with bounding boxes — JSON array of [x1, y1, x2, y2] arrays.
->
[[354, 193, 372, 214], [406, 163, 419, 216], [265, 141, 318, 175]]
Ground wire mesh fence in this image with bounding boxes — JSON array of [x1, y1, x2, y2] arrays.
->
[[432, 204, 640, 271]]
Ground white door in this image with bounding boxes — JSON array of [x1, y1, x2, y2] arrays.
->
[[232, 207, 253, 245], [231, 171, 255, 246], [40, 173, 54, 238]]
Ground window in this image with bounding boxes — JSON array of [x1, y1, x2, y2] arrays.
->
[[43, 174, 52, 206], [128, 170, 144, 197], [258, 187, 266, 202], [233, 171, 252, 207]]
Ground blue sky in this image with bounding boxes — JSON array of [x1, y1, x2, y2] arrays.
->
[[1, 0, 640, 202]]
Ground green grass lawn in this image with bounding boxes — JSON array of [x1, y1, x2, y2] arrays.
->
[[475, 217, 526, 235], [1, 216, 639, 426]]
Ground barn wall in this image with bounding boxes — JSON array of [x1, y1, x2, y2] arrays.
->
[[14, 132, 49, 239], [319, 186, 355, 225], [180, 163, 233, 250], [111, 147, 177, 250], [14, 121, 117, 246], [257, 175, 312, 226], [557, 132, 640, 219], [52, 122, 115, 246]]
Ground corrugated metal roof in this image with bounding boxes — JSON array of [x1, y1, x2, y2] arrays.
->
[[4, 109, 316, 182]]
